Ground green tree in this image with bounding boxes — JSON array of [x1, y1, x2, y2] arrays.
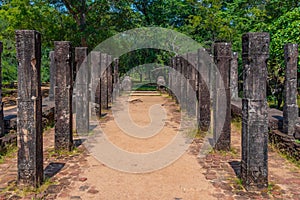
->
[[267, 7, 300, 108], [0, 0, 74, 82]]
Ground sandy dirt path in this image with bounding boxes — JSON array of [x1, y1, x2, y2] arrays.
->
[[58, 93, 216, 200]]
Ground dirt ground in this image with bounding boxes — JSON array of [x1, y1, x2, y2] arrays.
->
[[2, 86, 49, 110], [1, 91, 300, 200], [56, 93, 216, 200]]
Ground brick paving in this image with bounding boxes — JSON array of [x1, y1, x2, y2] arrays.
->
[[197, 124, 300, 200], [0, 128, 91, 200]]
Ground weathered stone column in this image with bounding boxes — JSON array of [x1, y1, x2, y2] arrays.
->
[[168, 58, 173, 97], [231, 52, 239, 100], [0, 42, 4, 137], [189, 53, 198, 90], [241, 33, 269, 190], [198, 49, 211, 132], [90, 51, 101, 118], [283, 44, 298, 136], [49, 51, 55, 101], [170, 58, 175, 99], [209, 56, 215, 100], [16, 30, 43, 187], [213, 43, 231, 151], [169, 58, 176, 99], [180, 57, 187, 110], [113, 58, 119, 100], [54, 41, 73, 151], [101, 53, 108, 109], [75, 47, 89, 134], [186, 53, 197, 116], [174, 56, 181, 103], [107, 55, 113, 104], [171, 57, 177, 99]]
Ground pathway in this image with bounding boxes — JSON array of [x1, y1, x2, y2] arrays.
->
[[0, 93, 300, 199], [56, 93, 215, 200]]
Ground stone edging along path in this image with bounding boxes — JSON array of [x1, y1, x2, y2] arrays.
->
[[232, 99, 300, 162]]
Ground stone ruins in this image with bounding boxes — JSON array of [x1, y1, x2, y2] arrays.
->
[[0, 30, 298, 192]]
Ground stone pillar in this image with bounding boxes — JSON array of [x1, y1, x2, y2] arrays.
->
[[0, 42, 4, 137], [168, 58, 176, 99], [209, 56, 215, 100], [75, 47, 89, 134], [241, 33, 269, 190], [171, 57, 176, 99], [180, 57, 187, 110], [16, 30, 43, 187], [121, 76, 132, 91], [186, 53, 197, 116], [283, 44, 298, 136], [168, 58, 173, 97], [174, 56, 181, 103], [231, 52, 239, 100], [213, 43, 231, 151], [54, 41, 73, 151], [198, 49, 211, 132], [101, 53, 108, 109], [49, 51, 55, 101], [90, 51, 101, 118], [107, 55, 113, 104], [189, 53, 198, 89], [113, 58, 119, 100]]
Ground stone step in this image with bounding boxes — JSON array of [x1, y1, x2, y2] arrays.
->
[[129, 91, 161, 96]]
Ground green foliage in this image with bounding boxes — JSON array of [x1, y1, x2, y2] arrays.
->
[[230, 177, 244, 191], [231, 117, 242, 131], [186, 0, 235, 48], [132, 83, 157, 91], [0, 0, 74, 83], [213, 147, 238, 158], [41, 48, 51, 82], [0, 0, 298, 92], [268, 7, 300, 69], [0, 144, 18, 164], [0, 176, 57, 198], [119, 49, 172, 77], [48, 146, 80, 158]]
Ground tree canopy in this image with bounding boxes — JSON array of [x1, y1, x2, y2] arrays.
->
[[0, 0, 299, 97]]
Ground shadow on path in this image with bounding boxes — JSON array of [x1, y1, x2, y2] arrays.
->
[[44, 162, 65, 179], [229, 160, 241, 178]]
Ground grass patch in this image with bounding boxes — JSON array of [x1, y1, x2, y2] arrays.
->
[[165, 94, 173, 99], [184, 128, 205, 139], [0, 144, 18, 164], [231, 117, 242, 131], [295, 139, 300, 144], [230, 177, 244, 191], [2, 88, 17, 97], [195, 130, 208, 139], [213, 147, 239, 158], [132, 83, 157, 91], [259, 182, 281, 195], [234, 177, 243, 186], [269, 144, 300, 168], [267, 182, 276, 193], [0, 177, 57, 198], [43, 121, 55, 132], [48, 146, 81, 158]]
